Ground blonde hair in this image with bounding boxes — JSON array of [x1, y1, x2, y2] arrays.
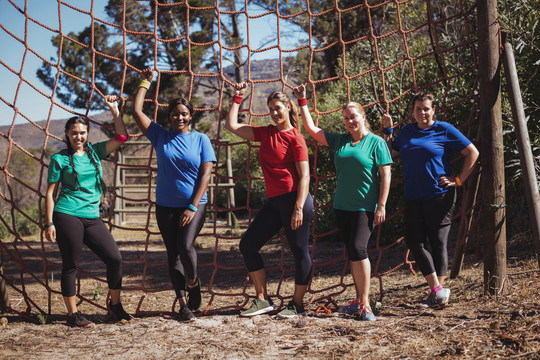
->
[[344, 102, 371, 132], [267, 91, 300, 130]]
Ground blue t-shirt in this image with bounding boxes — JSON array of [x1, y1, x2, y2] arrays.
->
[[392, 121, 471, 201], [325, 131, 393, 212], [146, 122, 216, 207]]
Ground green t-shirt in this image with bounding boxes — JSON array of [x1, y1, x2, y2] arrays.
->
[[47, 142, 108, 218], [325, 131, 392, 212]]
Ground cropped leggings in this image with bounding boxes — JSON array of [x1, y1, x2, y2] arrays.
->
[[53, 212, 123, 297], [404, 188, 456, 277], [239, 191, 313, 286], [335, 210, 374, 262], [155, 204, 206, 298]]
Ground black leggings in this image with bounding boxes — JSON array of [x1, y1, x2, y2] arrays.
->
[[53, 212, 123, 297], [335, 210, 374, 261], [404, 188, 456, 276], [155, 204, 206, 298], [239, 192, 313, 286]]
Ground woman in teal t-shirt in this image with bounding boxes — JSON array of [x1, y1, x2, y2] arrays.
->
[[45, 95, 131, 328], [294, 85, 392, 321]]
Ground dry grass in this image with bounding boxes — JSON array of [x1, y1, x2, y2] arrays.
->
[[0, 223, 539, 359]]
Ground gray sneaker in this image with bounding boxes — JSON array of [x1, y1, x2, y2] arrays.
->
[[421, 288, 450, 308], [277, 301, 306, 318], [240, 298, 275, 317]]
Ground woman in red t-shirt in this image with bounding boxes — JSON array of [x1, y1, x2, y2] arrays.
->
[[225, 82, 313, 318]]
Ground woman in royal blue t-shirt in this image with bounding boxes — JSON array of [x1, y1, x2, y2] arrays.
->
[[383, 92, 479, 308], [133, 69, 216, 322]]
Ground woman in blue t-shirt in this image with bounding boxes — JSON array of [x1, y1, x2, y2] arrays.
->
[[133, 68, 216, 322], [294, 85, 392, 321], [382, 92, 479, 308], [45, 95, 131, 328]]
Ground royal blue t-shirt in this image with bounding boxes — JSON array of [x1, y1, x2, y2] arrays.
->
[[392, 121, 471, 201], [146, 122, 216, 207]]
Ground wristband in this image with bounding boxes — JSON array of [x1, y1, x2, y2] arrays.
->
[[233, 95, 243, 104], [45, 222, 54, 228], [382, 127, 394, 135], [188, 204, 198, 212], [139, 79, 151, 90], [114, 134, 128, 143], [297, 98, 308, 107], [455, 176, 462, 187]]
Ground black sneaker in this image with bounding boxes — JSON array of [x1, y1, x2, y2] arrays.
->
[[187, 278, 201, 311], [109, 301, 132, 322], [66, 312, 93, 328], [178, 305, 196, 322]]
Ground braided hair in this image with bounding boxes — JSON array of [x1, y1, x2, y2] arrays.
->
[[266, 91, 300, 130], [64, 116, 106, 193]]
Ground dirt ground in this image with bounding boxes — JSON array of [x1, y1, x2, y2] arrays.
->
[[0, 224, 539, 359]]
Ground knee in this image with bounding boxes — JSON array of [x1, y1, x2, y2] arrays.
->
[[239, 236, 253, 257]]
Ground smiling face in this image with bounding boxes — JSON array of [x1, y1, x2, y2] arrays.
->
[[66, 122, 88, 153], [413, 99, 435, 129], [267, 98, 291, 129], [342, 105, 367, 135], [169, 104, 192, 133]]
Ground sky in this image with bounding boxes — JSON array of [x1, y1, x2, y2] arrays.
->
[[0, 0, 307, 126]]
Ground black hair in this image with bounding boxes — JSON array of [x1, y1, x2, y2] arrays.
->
[[64, 116, 106, 193]]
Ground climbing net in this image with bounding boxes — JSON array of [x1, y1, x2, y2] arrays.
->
[[0, 0, 482, 317]]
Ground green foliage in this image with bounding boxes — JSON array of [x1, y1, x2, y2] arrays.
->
[[0, 203, 42, 239], [498, 0, 540, 233]]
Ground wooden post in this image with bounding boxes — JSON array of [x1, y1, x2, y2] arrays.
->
[[501, 31, 540, 268], [477, 0, 507, 295]]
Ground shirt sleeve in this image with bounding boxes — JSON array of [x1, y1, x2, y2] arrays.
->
[[146, 121, 166, 146], [292, 131, 309, 162], [47, 154, 62, 183], [200, 134, 217, 164], [324, 131, 340, 151], [251, 126, 265, 142], [445, 124, 472, 153], [373, 136, 393, 167]]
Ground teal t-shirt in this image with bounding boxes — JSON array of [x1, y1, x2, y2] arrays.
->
[[47, 142, 108, 218], [325, 131, 393, 212]]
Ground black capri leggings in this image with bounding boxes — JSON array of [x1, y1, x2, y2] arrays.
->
[[155, 203, 206, 298], [404, 188, 456, 277], [335, 209, 374, 262], [239, 192, 313, 286], [53, 211, 123, 297]]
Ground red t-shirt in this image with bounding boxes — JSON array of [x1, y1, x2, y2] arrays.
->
[[252, 125, 309, 198]]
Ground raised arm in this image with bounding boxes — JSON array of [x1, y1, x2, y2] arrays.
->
[[224, 82, 255, 141], [104, 95, 128, 155], [292, 85, 328, 147], [381, 113, 399, 160], [132, 68, 154, 135]]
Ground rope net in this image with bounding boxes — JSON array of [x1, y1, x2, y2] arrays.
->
[[0, 0, 482, 317]]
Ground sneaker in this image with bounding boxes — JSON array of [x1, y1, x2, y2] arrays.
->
[[421, 288, 451, 308], [338, 299, 360, 314], [66, 311, 93, 328], [356, 301, 376, 321], [178, 305, 196, 322], [109, 301, 132, 322], [240, 298, 276, 317], [277, 301, 306, 318], [187, 278, 201, 311]]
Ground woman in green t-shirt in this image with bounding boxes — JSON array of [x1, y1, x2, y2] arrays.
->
[[294, 85, 392, 321], [45, 95, 131, 328]]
